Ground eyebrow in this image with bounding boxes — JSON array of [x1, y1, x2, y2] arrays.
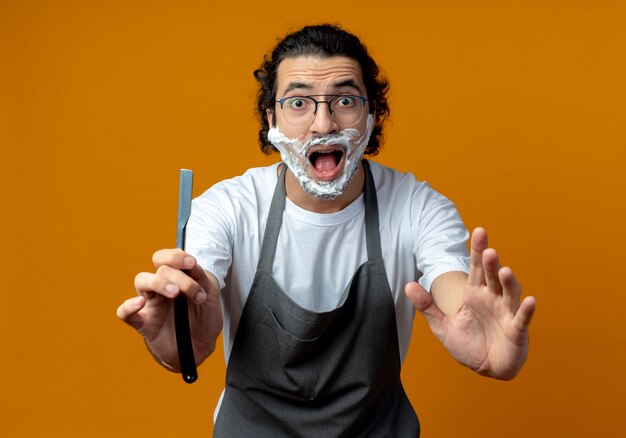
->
[[333, 79, 363, 93], [283, 82, 312, 95], [281, 79, 364, 96]]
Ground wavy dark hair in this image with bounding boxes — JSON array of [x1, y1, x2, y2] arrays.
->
[[254, 24, 390, 156]]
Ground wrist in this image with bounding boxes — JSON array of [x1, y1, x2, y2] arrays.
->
[[143, 339, 180, 372]]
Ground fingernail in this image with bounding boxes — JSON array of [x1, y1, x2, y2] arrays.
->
[[183, 256, 195, 269], [195, 291, 207, 304], [165, 283, 179, 296]]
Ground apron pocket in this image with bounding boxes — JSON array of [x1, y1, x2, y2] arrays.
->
[[240, 308, 323, 399], [261, 306, 321, 353]]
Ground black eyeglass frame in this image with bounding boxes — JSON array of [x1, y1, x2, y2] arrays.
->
[[275, 94, 369, 120]]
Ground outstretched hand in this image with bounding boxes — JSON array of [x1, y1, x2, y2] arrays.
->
[[405, 227, 536, 380], [117, 249, 223, 370]]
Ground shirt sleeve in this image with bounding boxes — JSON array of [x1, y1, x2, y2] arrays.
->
[[185, 186, 235, 290], [411, 184, 470, 292]]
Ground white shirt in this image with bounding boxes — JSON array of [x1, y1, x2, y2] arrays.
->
[[186, 160, 470, 365]]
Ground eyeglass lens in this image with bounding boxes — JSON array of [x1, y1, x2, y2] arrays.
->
[[280, 96, 365, 126]]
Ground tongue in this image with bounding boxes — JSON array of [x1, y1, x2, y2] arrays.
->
[[313, 153, 338, 171]]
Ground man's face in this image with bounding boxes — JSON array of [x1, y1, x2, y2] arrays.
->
[[266, 55, 373, 199]]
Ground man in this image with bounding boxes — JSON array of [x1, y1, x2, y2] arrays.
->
[[117, 24, 536, 436]]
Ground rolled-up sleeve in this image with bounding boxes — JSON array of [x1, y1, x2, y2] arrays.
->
[[411, 185, 470, 292], [185, 188, 234, 290]]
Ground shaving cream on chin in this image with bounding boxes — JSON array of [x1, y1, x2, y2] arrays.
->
[[267, 114, 374, 199]]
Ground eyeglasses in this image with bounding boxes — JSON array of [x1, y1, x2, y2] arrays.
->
[[275, 95, 368, 126]]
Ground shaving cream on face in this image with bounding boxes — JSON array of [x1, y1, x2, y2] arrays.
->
[[267, 114, 374, 199]]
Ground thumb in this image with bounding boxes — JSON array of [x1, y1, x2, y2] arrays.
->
[[116, 296, 147, 331], [405, 282, 447, 337]]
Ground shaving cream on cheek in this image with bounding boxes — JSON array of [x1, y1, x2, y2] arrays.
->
[[267, 114, 374, 199]]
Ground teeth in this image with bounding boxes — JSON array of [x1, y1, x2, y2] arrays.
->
[[311, 149, 341, 154], [309, 149, 340, 158]]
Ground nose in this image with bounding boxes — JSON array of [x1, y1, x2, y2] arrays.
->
[[310, 102, 339, 136]]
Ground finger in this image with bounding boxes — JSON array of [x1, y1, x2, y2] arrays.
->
[[152, 249, 209, 290], [116, 296, 146, 330], [202, 270, 222, 306], [467, 227, 488, 287], [405, 282, 448, 340], [134, 271, 181, 300], [513, 296, 536, 332], [499, 266, 522, 313], [154, 264, 208, 305], [482, 248, 503, 294], [152, 249, 197, 271]]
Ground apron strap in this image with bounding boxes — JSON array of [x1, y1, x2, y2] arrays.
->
[[362, 160, 383, 262], [256, 164, 288, 273]]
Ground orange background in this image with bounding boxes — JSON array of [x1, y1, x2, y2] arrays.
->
[[1, 1, 625, 437]]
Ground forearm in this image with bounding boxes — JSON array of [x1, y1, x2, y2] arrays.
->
[[430, 271, 468, 316], [145, 339, 179, 372], [144, 336, 217, 372]]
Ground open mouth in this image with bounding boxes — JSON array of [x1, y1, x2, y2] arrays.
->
[[308, 147, 345, 181]]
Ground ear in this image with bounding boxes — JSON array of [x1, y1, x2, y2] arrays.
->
[[266, 108, 274, 129]]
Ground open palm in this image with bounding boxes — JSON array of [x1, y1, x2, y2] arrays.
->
[[406, 228, 536, 380]]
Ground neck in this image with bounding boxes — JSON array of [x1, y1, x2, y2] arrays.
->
[[283, 162, 365, 213]]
